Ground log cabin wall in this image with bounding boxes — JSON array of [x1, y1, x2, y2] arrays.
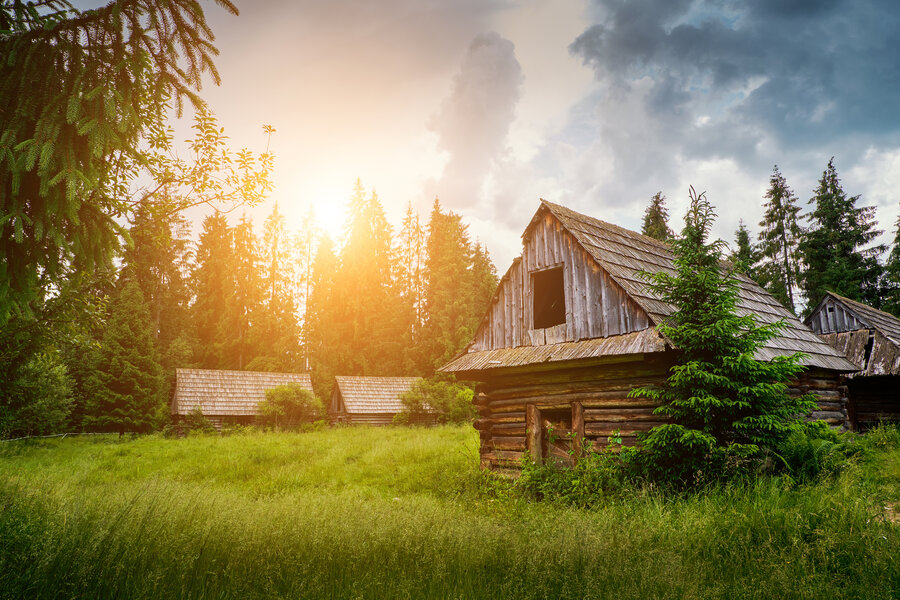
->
[[472, 361, 849, 473], [470, 212, 650, 351]]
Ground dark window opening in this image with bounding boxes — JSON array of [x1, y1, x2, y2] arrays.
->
[[533, 267, 566, 329]]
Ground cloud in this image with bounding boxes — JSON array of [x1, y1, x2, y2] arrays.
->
[[427, 32, 524, 209]]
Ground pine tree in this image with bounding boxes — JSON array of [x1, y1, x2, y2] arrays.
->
[[330, 182, 406, 375], [305, 234, 339, 395], [731, 220, 759, 278], [122, 199, 194, 391], [253, 203, 300, 371], [421, 199, 497, 371], [882, 211, 900, 317], [641, 192, 673, 241], [798, 158, 885, 310], [757, 166, 802, 313], [398, 201, 427, 370], [84, 278, 164, 435], [1, 0, 236, 324], [630, 188, 817, 487], [192, 213, 234, 369], [223, 214, 265, 370]]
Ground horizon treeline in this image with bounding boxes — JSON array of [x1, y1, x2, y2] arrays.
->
[[1, 179, 497, 438], [641, 158, 900, 317]]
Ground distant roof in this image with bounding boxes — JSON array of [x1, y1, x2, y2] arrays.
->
[[446, 200, 857, 373], [806, 291, 900, 347], [172, 369, 313, 416], [332, 376, 420, 414]]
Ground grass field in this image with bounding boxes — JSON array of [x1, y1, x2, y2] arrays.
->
[[2, 425, 900, 599]]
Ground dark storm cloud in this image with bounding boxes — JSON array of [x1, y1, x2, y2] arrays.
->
[[569, 0, 900, 149]]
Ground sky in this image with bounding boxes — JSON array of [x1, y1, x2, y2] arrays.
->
[[168, 0, 900, 271]]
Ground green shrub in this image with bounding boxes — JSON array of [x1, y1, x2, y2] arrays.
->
[[183, 406, 216, 434], [257, 384, 324, 431], [0, 351, 73, 439], [397, 378, 475, 425], [517, 441, 629, 507]]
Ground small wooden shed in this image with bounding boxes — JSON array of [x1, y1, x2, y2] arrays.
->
[[440, 200, 858, 471], [805, 291, 900, 429], [329, 376, 421, 425], [172, 368, 314, 429]]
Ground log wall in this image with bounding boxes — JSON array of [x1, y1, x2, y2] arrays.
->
[[471, 212, 649, 351], [473, 362, 850, 472]]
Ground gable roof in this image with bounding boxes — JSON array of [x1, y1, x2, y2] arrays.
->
[[172, 369, 313, 417], [443, 200, 857, 374], [332, 376, 420, 414], [806, 291, 900, 348]]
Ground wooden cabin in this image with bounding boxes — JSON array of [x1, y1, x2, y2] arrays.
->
[[439, 200, 858, 472], [171, 368, 314, 429], [805, 291, 900, 429], [329, 376, 422, 425]]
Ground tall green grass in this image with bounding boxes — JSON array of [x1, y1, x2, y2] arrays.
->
[[2, 425, 899, 599]]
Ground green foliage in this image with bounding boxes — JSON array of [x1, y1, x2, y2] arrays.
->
[[183, 406, 215, 434], [421, 198, 498, 370], [775, 423, 860, 483], [396, 378, 476, 424], [0, 351, 73, 439], [256, 383, 324, 431], [84, 278, 163, 434], [0, 0, 237, 324], [798, 158, 885, 309], [631, 187, 818, 487], [756, 166, 802, 313], [640, 191, 673, 241], [882, 211, 900, 317], [517, 440, 628, 507], [1, 427, 899, 599], [731, 219, 759, 278]]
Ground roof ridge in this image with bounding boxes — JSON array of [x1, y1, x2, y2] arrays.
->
[[540, 199, 673, 251], [827, 290, 900, 322]]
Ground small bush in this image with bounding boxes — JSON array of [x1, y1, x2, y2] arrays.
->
[[257, 384, 324, 431], [517, 442, 629, 507], [773, 422, 860, 482], [397, 378, 475, 425], [183, 406, 216, 434]]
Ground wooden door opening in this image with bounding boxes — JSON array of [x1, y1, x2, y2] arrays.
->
[[527, 403, 584, 466]]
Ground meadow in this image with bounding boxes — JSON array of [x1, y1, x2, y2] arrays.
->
[[1, 425, 899, 599]]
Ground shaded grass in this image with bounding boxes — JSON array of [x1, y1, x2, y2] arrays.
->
[[1, 425, 900, 599]]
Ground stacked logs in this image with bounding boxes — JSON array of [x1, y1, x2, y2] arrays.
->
[[473, 369, 850, 472]]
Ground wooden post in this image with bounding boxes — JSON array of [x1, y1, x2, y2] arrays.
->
[[572, 401, 584, 462], [526, 403, 542, 464]]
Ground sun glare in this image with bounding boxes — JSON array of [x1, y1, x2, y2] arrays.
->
[[309, 191, 347, 243]]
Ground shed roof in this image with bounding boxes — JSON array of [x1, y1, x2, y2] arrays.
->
[[333, 376, 420, 414], [443, 201, 857, 374], [172, 369, 313, 417], [806, 291, 900, 348]]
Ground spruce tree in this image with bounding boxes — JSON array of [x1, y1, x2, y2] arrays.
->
[[731, 220, 759, 278], [254, 203, 300, 371], [85, 278, 164, 435], [631, 188, 817, 487], [798, 158, 885, 310], [1, 0, 236, 323], [757, 166, 802, 313], [192, 213, 234, 369], [882, 211, 900, 317], [421, 199, 497, 371], [641, 192, 673, 241], [304, 234, 339, 395], [223, 214, 264, 370]]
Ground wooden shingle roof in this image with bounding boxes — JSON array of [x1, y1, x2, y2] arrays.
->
[[807, 291, 900, 348], [538, 201, 856, 371], [333, 376, 420, 414], [172, 369, 313, 417], [444, 201, 857, 374]]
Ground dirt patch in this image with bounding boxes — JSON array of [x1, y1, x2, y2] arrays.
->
[[883, 502, 900, 524]]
